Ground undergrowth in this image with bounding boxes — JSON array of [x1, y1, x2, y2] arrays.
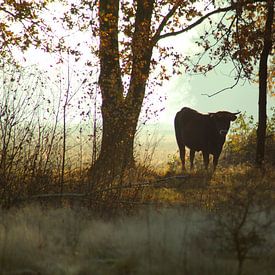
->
[[1, 164, 275, 275]]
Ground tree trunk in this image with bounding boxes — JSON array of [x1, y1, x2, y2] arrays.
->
[[256, 0, 274, 166], [90, 104, 138, 183], [90, 0, 154, 185]]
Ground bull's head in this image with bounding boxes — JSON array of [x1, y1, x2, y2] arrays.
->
[[209, 111, 240, 136]]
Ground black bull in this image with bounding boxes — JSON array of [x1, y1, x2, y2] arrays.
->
[[174, 107, 240, 171]]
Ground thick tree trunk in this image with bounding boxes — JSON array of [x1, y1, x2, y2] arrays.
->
[[90, 105, 139, 183], [256, 0, 274, 166], [90, 0, 154, 185]]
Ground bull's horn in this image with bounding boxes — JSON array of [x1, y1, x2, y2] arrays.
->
[[232, 111, 241, 115]]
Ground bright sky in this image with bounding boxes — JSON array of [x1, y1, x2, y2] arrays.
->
[[151, 63, 275, 165]]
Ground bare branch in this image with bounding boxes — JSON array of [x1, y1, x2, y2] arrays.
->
[[0, 6, 16, 18], [201, 74, 241, 97], [157, 4, 236, 42], [189, 13, 236, 75]]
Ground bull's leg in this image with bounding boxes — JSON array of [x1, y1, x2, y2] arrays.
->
[[202, 151, 209, 170], [190, 149, 195, 170], [179, 145, 186, 171], [213, 154, 220, 170]]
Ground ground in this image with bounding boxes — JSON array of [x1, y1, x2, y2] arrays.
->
[[1, 165, 275, 275]]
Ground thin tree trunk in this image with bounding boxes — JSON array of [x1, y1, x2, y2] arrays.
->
[[61, 54, 70, 193], [256, 0, 274, 166]]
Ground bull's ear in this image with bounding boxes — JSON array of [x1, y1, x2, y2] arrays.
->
[[230, 111, 240, 121], [230, 115, 238, 121]]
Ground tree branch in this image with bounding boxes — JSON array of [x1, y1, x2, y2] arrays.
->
[[151, 1, 181, 46], [201, 74, 241, 97], [156, 0, 267, 42], [157, 4, 236, 42], [0, 6, 16, 18], [189, 13, 236, 74], [126, 0, 154, 107]]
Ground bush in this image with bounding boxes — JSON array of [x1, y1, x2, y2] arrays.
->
[[222, 109, 275, 166]]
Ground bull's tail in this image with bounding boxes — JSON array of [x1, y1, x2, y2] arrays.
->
[[174, 111, 183, 149], [174, 111, 186, 170]]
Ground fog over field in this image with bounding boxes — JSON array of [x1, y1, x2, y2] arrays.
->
[[1, 205, 275, 275]]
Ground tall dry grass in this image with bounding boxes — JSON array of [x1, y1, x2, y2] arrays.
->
[[0, 204, 274, 275]]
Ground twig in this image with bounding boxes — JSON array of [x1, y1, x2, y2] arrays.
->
[[201, 75, 241, 97], [15, 175, 189, 202]]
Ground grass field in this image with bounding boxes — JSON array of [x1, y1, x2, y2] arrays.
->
[[1, 164, 275, 275]]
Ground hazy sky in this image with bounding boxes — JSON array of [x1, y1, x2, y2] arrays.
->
[[159, 65, 274, 124], [149, 62, 275, 165]]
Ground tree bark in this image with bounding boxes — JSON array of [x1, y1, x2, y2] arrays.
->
[[256, 0, 274, 166], [90, 0, 154, 185]]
